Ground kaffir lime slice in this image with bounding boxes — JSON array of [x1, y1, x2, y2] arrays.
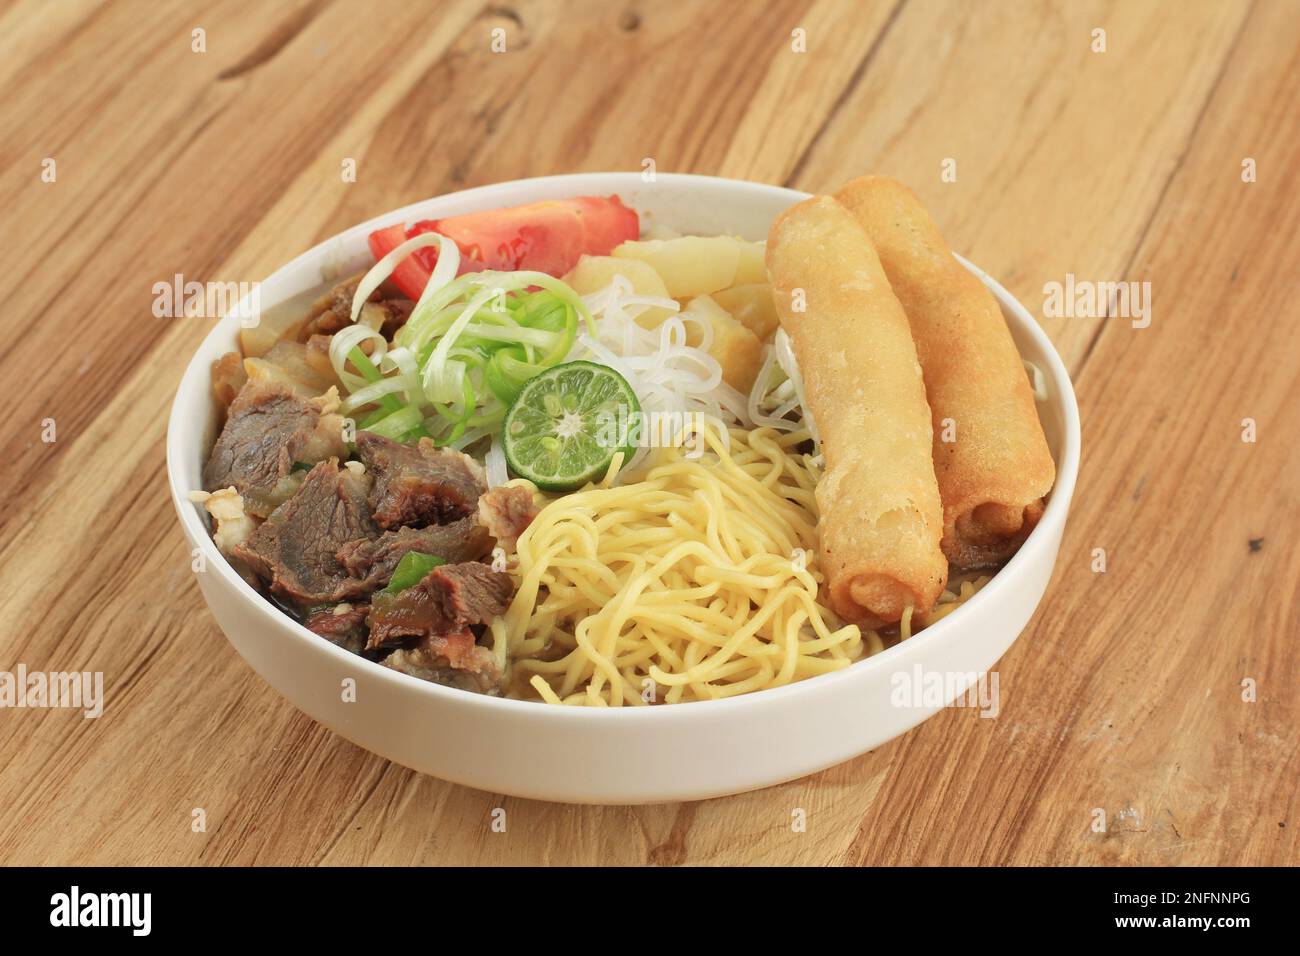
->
[[502, 361, 641, 492]]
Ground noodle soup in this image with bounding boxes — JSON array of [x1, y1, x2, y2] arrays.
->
[[188, 181, 1050, 706]]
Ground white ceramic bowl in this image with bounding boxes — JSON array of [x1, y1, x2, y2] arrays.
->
[[167, 173, 1080, 804]]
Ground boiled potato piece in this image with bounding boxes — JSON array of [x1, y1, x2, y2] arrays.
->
[[731, 239, 767, 286], [565, 254, 667, 297], [564, 255, 675, 327], [612, 236, 739, 298], [680, 294, 764, 392], [712, 283, 780, 341]]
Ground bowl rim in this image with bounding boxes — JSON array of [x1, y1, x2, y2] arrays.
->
[[167, 171, 1081, 722]]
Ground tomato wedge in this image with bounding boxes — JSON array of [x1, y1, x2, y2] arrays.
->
[[367, 225, 437, 302], [367, 196, 639, 300]]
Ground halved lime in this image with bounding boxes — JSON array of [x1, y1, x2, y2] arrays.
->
[[502, 361, 641, 492]]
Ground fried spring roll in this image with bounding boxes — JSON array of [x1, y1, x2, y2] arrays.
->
[[836, 177, 1056, 569], [766, 197, 947, 623]]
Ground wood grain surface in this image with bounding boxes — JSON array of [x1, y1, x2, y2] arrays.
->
[[0, 0, 1296, 866]]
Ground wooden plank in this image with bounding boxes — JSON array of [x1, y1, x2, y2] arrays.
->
[[787, 0, 1252, 373], [717, 0, 906, 183]]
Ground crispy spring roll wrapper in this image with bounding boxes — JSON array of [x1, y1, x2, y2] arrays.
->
[[766, 196, 947, 624], [836, 177, 1056, 570]]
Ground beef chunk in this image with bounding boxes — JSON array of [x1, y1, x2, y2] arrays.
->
[[300, 276, 364, 339], [303, 603, 369, 654], [355, 432, 487, 530], [477, 485, 539, 553], [429, 562, 515, 625], [361, 298, 414, 339], [235, 460, 379, 607], [382, 631, 499, 694], [300, 276, 413, 340], [202, 380, 346, 517], [365, 562, 514, 651], [335, 518, 492, 590]]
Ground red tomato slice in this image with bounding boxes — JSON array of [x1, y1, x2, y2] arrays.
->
[[367, 196, 639, 300], [422, 196, 638, 275], [407, 221, 490, 277], [367, 225, 434, 302]]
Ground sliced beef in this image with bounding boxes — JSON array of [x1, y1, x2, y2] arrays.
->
[[429, 562, 516, 626], [365, 561, 515, 651], [382, 631, 499, 694], [362, 298, 414, 339], [235, 460, 380, 607], [202, 380, 346, 517], [335, 518, 492, 590], [477, 485, 539, 553], [300, 275, 414, 340], [300, 276, 363, 339], [303, 603, 370, 654], [355, 432, 487, 530]]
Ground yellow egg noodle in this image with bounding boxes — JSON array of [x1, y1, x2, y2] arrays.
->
[[492, 422, 869, 705]]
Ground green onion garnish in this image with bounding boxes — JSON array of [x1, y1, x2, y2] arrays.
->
[[329, 261, 590, 447]]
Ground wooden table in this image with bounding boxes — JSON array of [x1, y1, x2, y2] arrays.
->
[[1, 0, 1295, 866]]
